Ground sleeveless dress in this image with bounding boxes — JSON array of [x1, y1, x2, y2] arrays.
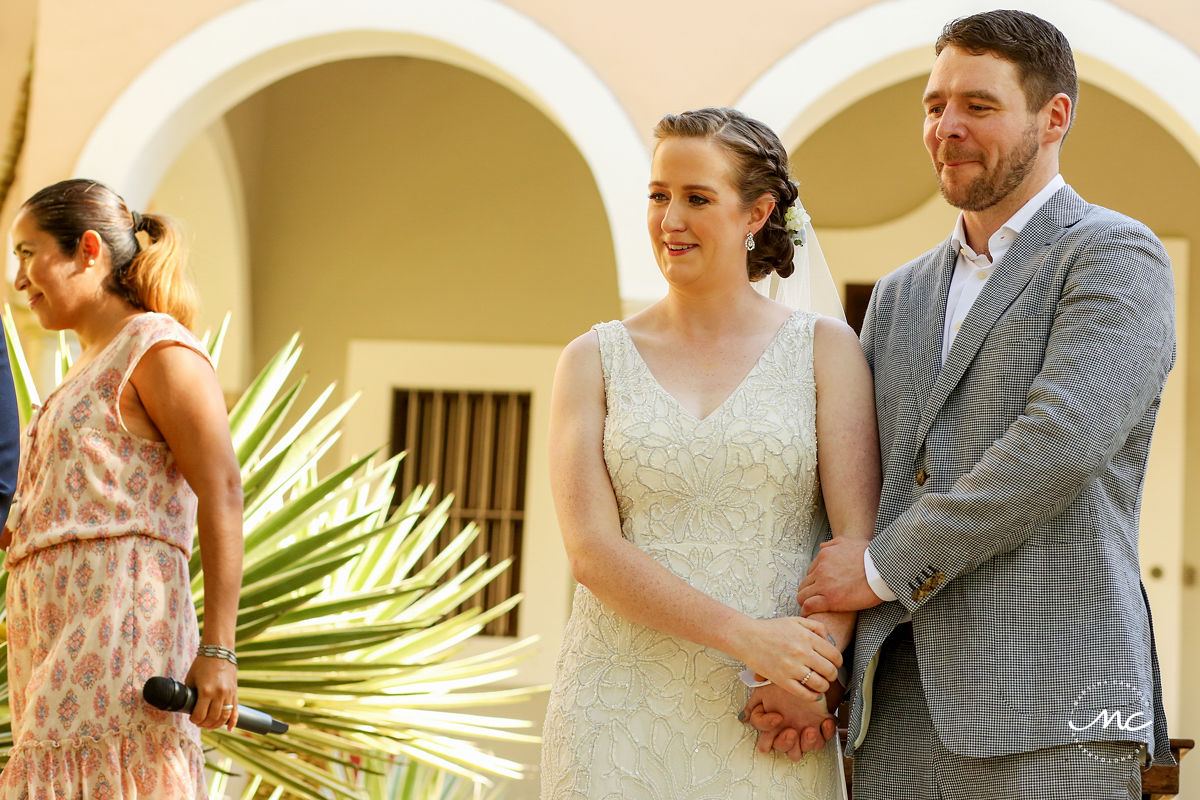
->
[[0, 313, 209, 799], [540, 310, 844, 799]]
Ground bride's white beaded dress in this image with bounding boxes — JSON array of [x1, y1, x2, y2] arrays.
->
[[540, 309, 843, 800]]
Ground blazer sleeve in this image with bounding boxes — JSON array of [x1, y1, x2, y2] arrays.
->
[[0, 324, 20, 529], [869, 219, 1175, 611], [857, 280, 881, 372]]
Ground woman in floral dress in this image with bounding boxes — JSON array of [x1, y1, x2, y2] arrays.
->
[[0, 179, 243, 798]]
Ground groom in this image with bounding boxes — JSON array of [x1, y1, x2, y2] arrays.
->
[[752, 10, 1175, 798]]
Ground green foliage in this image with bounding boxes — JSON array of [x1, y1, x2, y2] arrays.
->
[[210, 755, 510, 800], [0, 308, 543, 798]]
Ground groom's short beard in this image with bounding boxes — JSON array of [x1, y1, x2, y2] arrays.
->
[[937, 125, 1040, 212]]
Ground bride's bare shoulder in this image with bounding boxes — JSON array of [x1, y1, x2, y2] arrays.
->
[[813, 315, 871, 390], [560, 328, 601, 363], [812, 314, 858, 346]]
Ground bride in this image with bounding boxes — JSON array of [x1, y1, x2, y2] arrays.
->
[[539, 107, 880, 799]]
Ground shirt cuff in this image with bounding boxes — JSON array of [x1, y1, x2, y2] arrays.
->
[[864, 547, 898, 602]]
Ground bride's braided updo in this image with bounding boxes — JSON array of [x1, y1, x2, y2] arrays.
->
[[653, 108, 799, 282]]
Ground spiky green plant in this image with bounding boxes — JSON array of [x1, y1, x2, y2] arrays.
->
[[0, 307, 544, 798], [209, 755, 510, 800]]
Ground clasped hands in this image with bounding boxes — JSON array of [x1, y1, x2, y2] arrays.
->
[[741, 536, 880, 760]]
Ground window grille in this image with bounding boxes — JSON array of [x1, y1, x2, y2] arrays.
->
[[390, 389, 530, 636]]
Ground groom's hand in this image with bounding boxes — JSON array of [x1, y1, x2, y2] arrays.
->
[[741, 684, 835, 761], [797, 537, 882, 614]]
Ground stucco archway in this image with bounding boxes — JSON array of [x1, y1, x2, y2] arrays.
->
[[74, 0, 659, 305], [736, 0, 1200, 160]]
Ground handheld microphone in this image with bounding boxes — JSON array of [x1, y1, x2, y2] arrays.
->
[[142, 676, 288, 735]]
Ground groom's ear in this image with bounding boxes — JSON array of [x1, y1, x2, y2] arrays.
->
[[748, 193, 776, 234], [1041, 92, 1073, 147]]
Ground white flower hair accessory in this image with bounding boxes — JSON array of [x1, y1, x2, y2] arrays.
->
[[784, 202, 810, 248]]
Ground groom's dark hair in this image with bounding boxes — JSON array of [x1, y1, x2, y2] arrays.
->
[[936, 10, 1078, 128]]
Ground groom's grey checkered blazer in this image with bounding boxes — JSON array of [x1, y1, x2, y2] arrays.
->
[[846, 185, 1175, 767]]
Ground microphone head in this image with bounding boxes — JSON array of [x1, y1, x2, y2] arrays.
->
[[143, 676, 189, 712]]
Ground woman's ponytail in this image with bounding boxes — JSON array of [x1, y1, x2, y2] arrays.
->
[[117, 212, 198, 329]]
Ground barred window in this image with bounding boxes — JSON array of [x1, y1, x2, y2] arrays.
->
[[390, 389, 530, 636]]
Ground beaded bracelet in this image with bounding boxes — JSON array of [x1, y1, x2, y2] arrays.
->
[[197, 644, 238, 667]]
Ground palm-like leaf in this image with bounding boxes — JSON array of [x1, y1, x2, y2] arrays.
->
[[0, 308, 543, 798]]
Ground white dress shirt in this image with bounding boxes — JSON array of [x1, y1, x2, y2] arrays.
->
[[863, 175, 1067, 604]]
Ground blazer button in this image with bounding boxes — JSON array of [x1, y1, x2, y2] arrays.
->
[[916, 469, 927, 486]]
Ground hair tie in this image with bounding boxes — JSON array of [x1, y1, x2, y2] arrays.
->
[[131, 210, 144, 233]]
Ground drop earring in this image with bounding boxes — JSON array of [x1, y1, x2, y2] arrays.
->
[[744, 231, 755, 251]]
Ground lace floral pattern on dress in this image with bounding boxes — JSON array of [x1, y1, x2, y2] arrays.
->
[[540, 310, 843, 799]]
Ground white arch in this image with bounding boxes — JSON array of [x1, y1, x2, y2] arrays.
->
[[74, 0, 660, 304], [736, 0, 1200, 162]]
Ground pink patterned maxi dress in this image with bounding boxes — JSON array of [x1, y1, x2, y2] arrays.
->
[[0, 313, 211, 799]]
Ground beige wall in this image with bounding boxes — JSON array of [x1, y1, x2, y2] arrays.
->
[[508, 0, 1200, 149], [223, 56, 618, 408], [5, 0, 1199, 224], [504, 0, 874, 145], [149, 122, 252, 392], [3, 0, 245, 232], [0, 0, 35, 215]]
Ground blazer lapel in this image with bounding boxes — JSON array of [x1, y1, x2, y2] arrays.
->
[[908, 240, 957, 414], [913, 187, 1088, 447]]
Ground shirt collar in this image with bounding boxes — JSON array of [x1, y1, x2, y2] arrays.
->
[[951, 174, 1066, 258]]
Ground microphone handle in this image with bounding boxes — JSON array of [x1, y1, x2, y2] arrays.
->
[[148, 678, 288, 734], [229, 704, 286, 735]]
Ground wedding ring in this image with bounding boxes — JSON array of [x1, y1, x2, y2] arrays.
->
[[221, 704, 235, 711], [800, 667, 815, 687]]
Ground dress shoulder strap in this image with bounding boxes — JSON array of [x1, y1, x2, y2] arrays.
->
[[591, 320, 634, 405], [591, 318, 625, 375], [782, 309, 821, 358], [114, 313, 213, 394]]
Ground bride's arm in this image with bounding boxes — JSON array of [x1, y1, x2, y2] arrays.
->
[[551, 330, 841, 700], [743, 318, 881, 753], [806, 317, 882, 653]]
